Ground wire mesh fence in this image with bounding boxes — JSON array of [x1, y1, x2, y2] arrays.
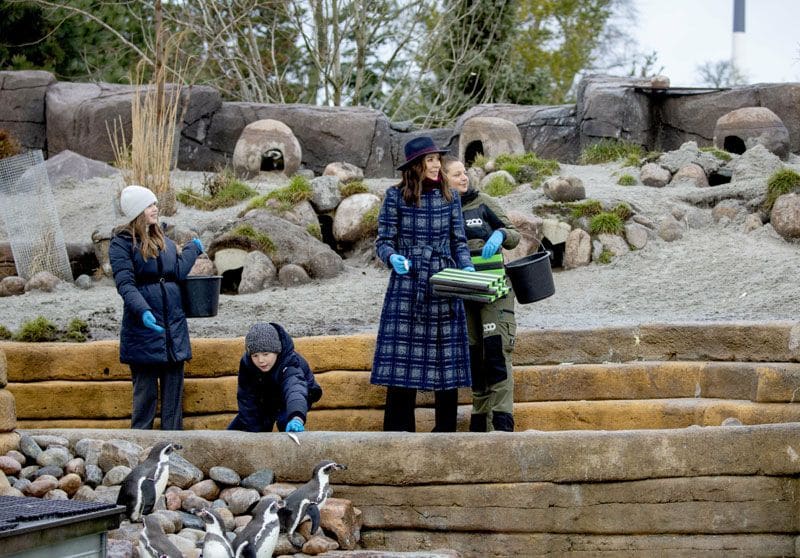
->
[[0, 150, 73, 281]]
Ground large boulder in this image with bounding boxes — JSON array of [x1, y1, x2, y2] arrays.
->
[[458, 117, 524, 163], [770, 193, 800, 240], [0, 70, 54, 152], [232, 119, 302, 177], [44, 150, 120, 187], [207, 104, 393, 176], [240, 210, 343, 279], [576, 75, 650, 150], [713, 107, 791, 159], [332, 193, 381, 243], [453, 104, 579, 163]]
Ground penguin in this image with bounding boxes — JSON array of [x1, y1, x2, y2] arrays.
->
[[198, 507, 235, 558], [117, 441, 182, 522], [278, 460, 347, 548], [138, 513, 183, 558], [232, 496, 285, 558]]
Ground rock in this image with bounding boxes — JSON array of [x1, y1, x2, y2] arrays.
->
[[0, 486, 24, 497], [713, 106, 791, 159], [213, 248, 249, 276], [770, 192, 800, 240], [640, 163, 671, 187], [44, 488, 69, 500], [278, 263, 311, 287], [624, 223, 649, 250], [209, 466, 241, 486], [178, 510, 205, 531], [75, 438, 105, 466], [44, 149, 119, 187], [220, 486, 261, 515], [541, 218, 571, 246], [58, 472, 83, 496], [72, 485, 96, 501], [504, 211, 544, 262], [18, 433, 42, 461], [562, 229, 591, 269], [597, 234, 630, 257], [13, 478, 31, 493], [19, 465, 40, 480], [181, 493, 212, 513], [189, 479, 221, 501], [712, 200, 745, 223], [27, 475, 59, 497], [320, 497, 361, 550], [167, 534, 200, 558], [0, 456, 22, 476], [98, 439, 142, 471], [237, 251, 277, 294], [34, 466, 64, 479], [151, 510, 183, 534], [188, 254, 216, 276], [657, 141, 721, 175], [94, 485, 121, 504], [650, 75, 670, 89], [302, 532, 339, 554], [36, 446, 70, 468], [106, 538, 133, 558], [85, 464, 104, 487], [6, 450, 26, 466], [103, 465, 131, 486], [657, 216, 684, 242], [310, 175, 343, 213], [241, 469, 275, 494], [0, 276, 25, 296], [332, 192, 381, 243], [65, 457, 86, 478], [214, 506, 236, 532], [730, 144, 783, 183], [743, 213, 763, 232], [31, 435, 70, 448], [323, 161, 364, 183], [24, 271, 61, 292], [479, 170, 516, 191], [74, 274, 93, 289], [232, 119, 303, 178], [169, 454, 204, 489], [542, 175, 585, 202], [671, 163, 708, 188], [458, 116, 525, 161], [165, 490, 183, 511], [272, 199, 319, 230]]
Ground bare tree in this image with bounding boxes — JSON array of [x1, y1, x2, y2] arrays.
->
[[697, 60, 747, 88]]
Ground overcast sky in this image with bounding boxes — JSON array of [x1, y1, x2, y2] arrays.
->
[[631, 0, 800, 86]]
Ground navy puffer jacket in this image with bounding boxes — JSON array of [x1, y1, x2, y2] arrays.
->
[[229, 323, 323, 432], [109, 227, 201, 365]]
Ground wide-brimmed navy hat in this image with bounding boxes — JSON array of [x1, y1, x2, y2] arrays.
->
[[397, 136, 449, 170]]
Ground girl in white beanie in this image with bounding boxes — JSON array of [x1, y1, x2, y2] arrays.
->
[[109, 185, 203, 430]]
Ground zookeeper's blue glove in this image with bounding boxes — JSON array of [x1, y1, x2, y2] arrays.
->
[[286, 417, 305, 432], [482, 230, 504, 259], [192, 237, 204, 252], [461, 266, 476, 272], [389, 254, 411, 275], [142, 310, 165, 333]]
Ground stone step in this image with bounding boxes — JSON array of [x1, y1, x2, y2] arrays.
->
[[13, 397, 800, 432]]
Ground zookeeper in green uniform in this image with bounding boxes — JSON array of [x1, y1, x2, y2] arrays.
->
[[443, 156, 521, 432]]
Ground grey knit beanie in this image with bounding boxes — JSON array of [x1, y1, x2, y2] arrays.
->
[[245, 323, 282, 355]]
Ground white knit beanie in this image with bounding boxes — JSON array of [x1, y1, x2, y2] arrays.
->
[[120, 185, 157, 220]]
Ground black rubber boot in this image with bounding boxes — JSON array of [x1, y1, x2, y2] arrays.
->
[[492, 411, 514, 432], [469, 413, 488, 432]]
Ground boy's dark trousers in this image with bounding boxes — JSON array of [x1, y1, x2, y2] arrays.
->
[[383, 386, 458, 432], [129, 361, 184, 430]]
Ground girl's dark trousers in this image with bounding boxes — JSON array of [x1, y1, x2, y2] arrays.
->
[[383, 386, 459, 432], [129, 361, 185, 430]]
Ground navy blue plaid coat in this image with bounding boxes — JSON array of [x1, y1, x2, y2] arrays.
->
[[371, 185, 473, 391]]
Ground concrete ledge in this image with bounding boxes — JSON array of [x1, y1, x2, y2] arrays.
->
[[4, 322, 800, 383], [0, 347, 6, 387], [22, 424, 800, 481], [0, 389, 15, 431], [19, 425, 800, 557]]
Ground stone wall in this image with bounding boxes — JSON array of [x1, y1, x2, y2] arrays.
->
[[0, 345, 20, 453], [4, 322, 800, 430], [3, 70, 800, 173], [23, 426, 800, 557]]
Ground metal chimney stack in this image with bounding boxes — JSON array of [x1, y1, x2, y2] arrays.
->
[[732, 0, 745, 75]]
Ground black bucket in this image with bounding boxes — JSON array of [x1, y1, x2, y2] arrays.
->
[[180, 276, 222, 318], [504, 251, 555, 304]]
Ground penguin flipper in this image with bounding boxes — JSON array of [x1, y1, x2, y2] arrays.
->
[[307, 503, 321, 535], [233, 540, 249, 558], [141, 478, 157, 516]]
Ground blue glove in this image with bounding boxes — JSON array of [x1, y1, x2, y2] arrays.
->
[[481, 230, 504, 259], [461, 266, 476, 272], [389, 254, 411, 275], [192, 238, 204, 252], [142, 310, 165, 333], [286, 417, 305, 432]]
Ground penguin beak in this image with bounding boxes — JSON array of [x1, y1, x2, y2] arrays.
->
[[334, 463, 347, 471], [170, 443, 183, 451]]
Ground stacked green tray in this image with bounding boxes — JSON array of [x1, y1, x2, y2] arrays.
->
[[430, 268, 510, 303]]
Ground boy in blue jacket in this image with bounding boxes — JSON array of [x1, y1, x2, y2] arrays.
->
[[227, 322, 322, 433]]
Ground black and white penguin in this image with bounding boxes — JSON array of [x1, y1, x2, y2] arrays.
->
[[138, 513, 183, 558], [117, 441, 182, 522], [232, 496, 285, 558], [199, 508, 235, 558], [279, 460, 347, 547]]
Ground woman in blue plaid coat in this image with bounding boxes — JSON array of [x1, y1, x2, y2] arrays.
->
[[371, 136, 475, 432]]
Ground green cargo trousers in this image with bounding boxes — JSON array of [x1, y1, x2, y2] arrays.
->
[[464, 287, 516, 432]]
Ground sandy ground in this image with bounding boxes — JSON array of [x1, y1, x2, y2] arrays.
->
[[1, 162, 799, 341]]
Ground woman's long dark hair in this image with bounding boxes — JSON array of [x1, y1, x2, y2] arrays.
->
[[400, 156, 453, 206]]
